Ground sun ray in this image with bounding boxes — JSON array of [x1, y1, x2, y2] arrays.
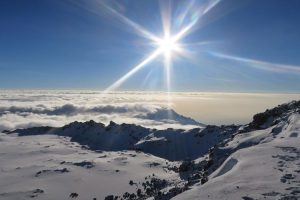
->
[[173, 0, 221, 41], [100, 2, 160, 42], [159, 0, 172, 39], [203, 0, 221, 15], [172, 21, 196, 42], [176, 0, 196, 27], [101, 0, 222, 98], [104, 48, 163, 92], [209, 52, 300, 74], [164, 46, 173, 109]]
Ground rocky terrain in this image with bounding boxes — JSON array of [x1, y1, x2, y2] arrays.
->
[[0, 101, 299, 199]]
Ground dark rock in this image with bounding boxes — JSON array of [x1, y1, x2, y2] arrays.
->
[[1, 130, 10, 133], [33, 189, 44, 194], [242, 197, 254, 200], [179, 160, 194, 172], [249, 100, 300, 130], [104, 195, 114, 200], [69, 193, 79, 198], [73, 161, 94, 169]]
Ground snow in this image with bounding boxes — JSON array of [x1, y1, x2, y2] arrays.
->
[[173, 113, 300, 200], [0, 133, 180, 200], [9, 121, 237, 161], [0, 99, 299, 199]]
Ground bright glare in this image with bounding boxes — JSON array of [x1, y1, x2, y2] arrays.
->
[[103, 0, 223, 94], [157, 36, 179, 57]]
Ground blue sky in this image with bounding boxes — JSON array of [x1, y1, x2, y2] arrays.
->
[[0, 0, 300, 92]]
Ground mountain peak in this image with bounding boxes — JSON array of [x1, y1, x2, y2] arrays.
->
[[242, 100, 300, 131]]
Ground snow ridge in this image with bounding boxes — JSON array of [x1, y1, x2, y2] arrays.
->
[[9, 120, 237, 161]]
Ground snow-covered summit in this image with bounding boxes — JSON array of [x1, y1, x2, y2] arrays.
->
[[245, 100, 300, 131]]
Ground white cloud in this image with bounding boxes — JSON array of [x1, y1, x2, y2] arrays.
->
[[2, 90, 298, 131], [0, 90, 201, 131]]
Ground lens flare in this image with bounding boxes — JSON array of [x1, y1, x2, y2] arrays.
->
[[104, 48, 163, 92], [157, 36, 179, 57], [102, 0, 223, 97], [209, 52, 300, 74]]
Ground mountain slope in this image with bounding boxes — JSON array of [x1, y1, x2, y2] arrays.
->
[[9, 121, 238, 161], [2, 100, 300, 200], [0, 133, 181, 200], [173, 102, 300, 200]]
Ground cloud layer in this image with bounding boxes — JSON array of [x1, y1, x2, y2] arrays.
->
[[0, 90, 201, 131]]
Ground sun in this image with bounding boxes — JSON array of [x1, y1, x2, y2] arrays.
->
[[103, 0, 222, 93], [157, 35, 179, 57]]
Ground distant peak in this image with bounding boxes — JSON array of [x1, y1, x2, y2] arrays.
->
[[247, 100, 300, 130], [109, 121, 117, 127]]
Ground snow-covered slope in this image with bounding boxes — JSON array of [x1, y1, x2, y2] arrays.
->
[[173, 102, 300, 200], [1, 100, 300, 200], [0, 133, 181, 200]]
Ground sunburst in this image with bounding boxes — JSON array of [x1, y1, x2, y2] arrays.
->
[[102, 0, 222, 100]]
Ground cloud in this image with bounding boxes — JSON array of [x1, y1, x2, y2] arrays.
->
[[0, 90, 201, 132], [0, 104, 160, 116]]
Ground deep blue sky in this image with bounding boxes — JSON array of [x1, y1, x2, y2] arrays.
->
[[0, 0, 300, 92]]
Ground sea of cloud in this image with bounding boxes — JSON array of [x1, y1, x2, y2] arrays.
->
[[0, 90, 201, 131], [1, 90, 299, 132]]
